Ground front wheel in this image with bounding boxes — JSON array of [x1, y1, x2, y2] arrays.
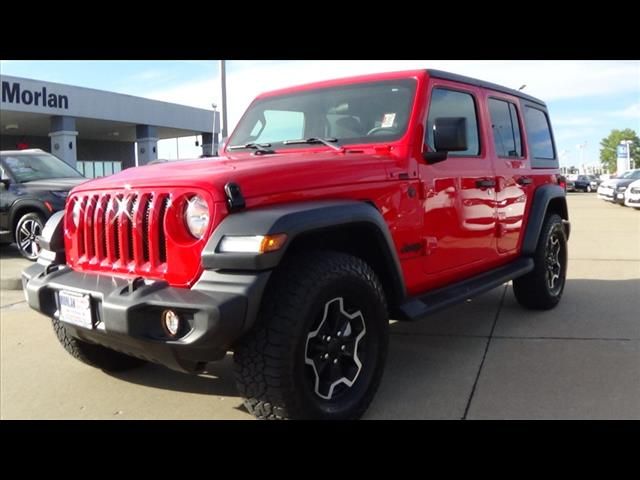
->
[[234, 251, 389, 420], [513, 214, 567, 310], [52, 318, 147, 372], [15, 212, 45, 260]]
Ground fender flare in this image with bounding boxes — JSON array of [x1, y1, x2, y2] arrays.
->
[[201, 200, 407, 300], [9, 199, 50, 233], [521, 184, 569, 256]]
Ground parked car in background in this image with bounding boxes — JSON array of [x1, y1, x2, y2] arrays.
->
[[589, 175, 603, 191], [0, 149, 86, 259], [597, 169, 640, 205], [624, 179, 640, 209], [567, 174, 597, 192]]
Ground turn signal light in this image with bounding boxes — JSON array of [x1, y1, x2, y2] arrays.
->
[[260, 234, 288, 253]]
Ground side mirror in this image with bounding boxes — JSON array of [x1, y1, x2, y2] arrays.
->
[[422, 117, 468, 165]]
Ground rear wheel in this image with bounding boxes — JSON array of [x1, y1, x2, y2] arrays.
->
[[234, 251, 389, 420], [52, 317, 146, 371], [514, 214, 567, 310], [15, 212, 45, 260]]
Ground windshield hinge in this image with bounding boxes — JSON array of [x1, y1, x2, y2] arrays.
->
[[224, 182, 246, 212]]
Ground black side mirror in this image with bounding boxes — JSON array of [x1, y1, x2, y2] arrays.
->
[[434, 117, 468, 151], [423, 117, 468, 164]]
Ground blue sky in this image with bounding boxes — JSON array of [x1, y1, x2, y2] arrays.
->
[[1, 60, 638, 165]]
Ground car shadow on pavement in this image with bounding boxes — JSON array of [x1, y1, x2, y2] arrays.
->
[[106, 353, 240, 397]]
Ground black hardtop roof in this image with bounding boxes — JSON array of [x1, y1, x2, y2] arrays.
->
[[427, 69, 547, 107]]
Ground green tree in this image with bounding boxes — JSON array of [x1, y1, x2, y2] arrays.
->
[[599, 129, 640, 173]]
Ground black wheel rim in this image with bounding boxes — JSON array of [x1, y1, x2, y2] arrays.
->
[[545, 229, 564, 296], [17, 218, 42, 260], [304, 297, 367, 400]]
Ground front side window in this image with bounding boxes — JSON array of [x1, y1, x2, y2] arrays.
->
[[489, 98, 522, 157], [0, 153, 83, 182], [228, 79, 417, 150], [524, 107, 555, 159], [426, 88, 480, 156]]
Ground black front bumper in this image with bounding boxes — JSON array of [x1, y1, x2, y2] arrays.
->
[[22, 263, 270, 373]]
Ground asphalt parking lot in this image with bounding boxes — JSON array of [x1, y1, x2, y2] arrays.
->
[[1, 194, 639, 419]]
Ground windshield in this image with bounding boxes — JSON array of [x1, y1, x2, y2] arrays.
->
[[620, 170, 640, 179], [227, 79, 417, 150], [1, 153, 83, 182]]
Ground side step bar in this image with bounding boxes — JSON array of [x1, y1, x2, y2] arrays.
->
[[397, 257, 534, 322]]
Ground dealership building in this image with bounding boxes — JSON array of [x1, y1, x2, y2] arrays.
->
[[1, 75, 219, 177]]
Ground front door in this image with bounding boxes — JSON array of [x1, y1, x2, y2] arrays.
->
[[418, 82, 497, 285], [0, 162, 13, 235]]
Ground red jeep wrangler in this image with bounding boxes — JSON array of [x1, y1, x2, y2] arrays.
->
[[23, 69, 570, 420]]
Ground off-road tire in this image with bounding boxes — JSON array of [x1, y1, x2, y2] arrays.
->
[[234, 251, 389, 420], [513, 213, 567, 310], [52, 317, 146, 371]]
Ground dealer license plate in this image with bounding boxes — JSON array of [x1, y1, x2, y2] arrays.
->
[[58, 290, 93, 329]]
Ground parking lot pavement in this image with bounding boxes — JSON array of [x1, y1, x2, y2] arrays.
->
[[0, 245, 30, 290], [1, 193, 639, 419]]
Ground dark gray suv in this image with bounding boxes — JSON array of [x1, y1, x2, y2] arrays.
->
[[0, 149, 86, 259]]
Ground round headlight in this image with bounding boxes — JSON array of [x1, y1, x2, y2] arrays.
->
[[184, 195, 210, 239], [71, 199, 82, 227]]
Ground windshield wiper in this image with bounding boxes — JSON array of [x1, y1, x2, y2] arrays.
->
[[282, 137, 344, 152], [227, 142, 275, 154]]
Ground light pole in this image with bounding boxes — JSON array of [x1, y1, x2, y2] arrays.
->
[[212, 103, 219, 156], [220, 60, 228, 140], [577, 142, 587, 173]]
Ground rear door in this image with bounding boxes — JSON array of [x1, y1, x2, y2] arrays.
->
[[486, 94, 530, 254], [418, 81, 497, 282]]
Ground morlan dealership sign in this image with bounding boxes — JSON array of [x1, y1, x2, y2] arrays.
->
[[2, 80, 69, 109]]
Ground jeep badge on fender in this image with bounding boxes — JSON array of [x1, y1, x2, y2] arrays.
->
[[23, 69, 569, 420]]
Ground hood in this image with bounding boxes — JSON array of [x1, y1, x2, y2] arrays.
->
[[71, 151, 395, 201], [21, 177, 88, 191], [602, 177, 637, 188]]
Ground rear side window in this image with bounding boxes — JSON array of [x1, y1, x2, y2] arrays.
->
[[426, 88, 480, 156], [488, 98, 522, 157], [524, 107, 555, 159]]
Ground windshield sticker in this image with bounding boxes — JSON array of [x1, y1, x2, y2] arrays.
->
[[381, 113, 396, 128]]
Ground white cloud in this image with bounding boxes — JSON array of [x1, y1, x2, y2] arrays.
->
[[553, 117, 598, 127], [608, 102, 640, 119], [140, 60, 640, 136]]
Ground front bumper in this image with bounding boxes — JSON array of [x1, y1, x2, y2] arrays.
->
[[625, 194, 640, 207], [22, 262, 270, 373], [597, 188, 614, 201]]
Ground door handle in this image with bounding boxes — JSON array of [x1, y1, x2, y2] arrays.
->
[[517, 176, 533, 186], [476, 179, 496, 189]]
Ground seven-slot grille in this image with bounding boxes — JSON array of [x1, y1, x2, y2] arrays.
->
[[73, 192, 171, 269]]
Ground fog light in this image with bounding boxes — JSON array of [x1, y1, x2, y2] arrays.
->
[[162, 309, 180, 337]]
